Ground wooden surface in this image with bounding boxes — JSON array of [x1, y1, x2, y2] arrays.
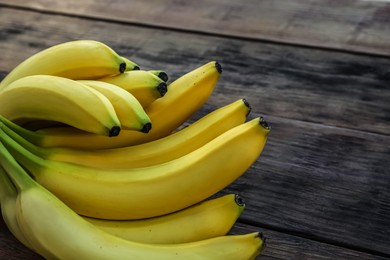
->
[[0, 1, 389, 259]]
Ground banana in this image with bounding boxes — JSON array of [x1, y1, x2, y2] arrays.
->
[[1, 99, 250, 169], [98, 70, 168, 108], [148, 70, 169, 82], [0, 117, 270, 220], [0, 166, 33, 250], [0, 75, 121, 136], [78, 80, 152, 132], [10, 61, 222, 149], [84, 193, 245, 244], [0, 40, 138, 89], [0, 141, 265, 259]]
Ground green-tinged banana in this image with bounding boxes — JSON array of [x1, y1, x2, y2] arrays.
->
[[0, 141, 265, 259], [121, 56, 140, 71], [99, 70, 168, 108], [0, 166, 33, 250], [84, 193, 245, 244], [0, 40, 138, 89], [1, 99, 250, 169], [148, 70, 169, 82], [0, 75, 121, 136], [78, 80, 151, 132], [0, 117, 270, 220], [26, 61, 222, 149]]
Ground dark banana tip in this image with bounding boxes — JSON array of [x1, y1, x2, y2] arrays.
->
[[119, 62, 126, 73], [242, 98, 252, 116], [215, 62, 222, 74], [157, 72, 169, 82], [259, 232, 267, 246], [109, 126, 121, 137], [133, 65, 140, 71], [141, 122, 152, 133], [259, 117, 270, 131], [234, 194, 245, 207], [156, 82, 168, 97]]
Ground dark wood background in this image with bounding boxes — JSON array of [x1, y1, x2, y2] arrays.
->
[[0, 1, 389, 259]]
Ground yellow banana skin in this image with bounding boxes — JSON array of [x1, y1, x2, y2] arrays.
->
[[0, 40, 137, 89], [0, 166, 33, 250], [99, 70, 168, 108], [78, 80, 152, 132], [0, 117, 270, 220], [0, 141, 265, 259], [0, 75, 121, 137], [84, 194, 245, 244], [1, 99, 250, 169], [20, 61, 222, 149]]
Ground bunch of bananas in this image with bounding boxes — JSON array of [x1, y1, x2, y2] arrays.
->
[[0, 40, 270, 259]]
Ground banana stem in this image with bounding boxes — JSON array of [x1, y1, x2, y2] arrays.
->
[[0, 121, 48, 158], [0, 139, 37, 191], [0, 127, 45, 187], [0, 165, 17, 200], [0, 115, 44, 145]]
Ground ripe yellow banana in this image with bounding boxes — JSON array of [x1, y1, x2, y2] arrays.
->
[[0, 75, 121, 136], [84, 193, 245, 244], [0, 141, 265, 259], [78, 80, 152, 132], [0, 117, 270, 220], [1, 99, 250, 169], [0, 40, 138, 89], [148, 70, 169, 82], [0, 166, 33, 250], [12, 61, 222, 149], [98, 70, 168, 108]]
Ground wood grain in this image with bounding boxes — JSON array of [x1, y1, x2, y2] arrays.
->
[[1, 0, 390, 56], [0, 5, 389, 259]]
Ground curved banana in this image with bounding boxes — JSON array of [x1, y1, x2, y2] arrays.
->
[[0, 141, 265, 260], [0, 117, 270, 220], [78, 80, 151, 132], [0, 40, 138, 89], [10, 61, 222, 149], [84, 193, 245, 244], [148, 70, 168, 82], [0, 166, 33, 250], [1, 99, 250, 169], [0, 75, 121, 136], [98, 70, 168, 108]]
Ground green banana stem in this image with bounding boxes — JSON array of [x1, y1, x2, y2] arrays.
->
[[0, 121, 49, 158], [0, 165, 17, 201], [0, 115, 44, 145], [0, 126, 46, 187], [0, 138, 37, 191]]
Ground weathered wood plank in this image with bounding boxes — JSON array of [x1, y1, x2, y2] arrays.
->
[[0, 8, 389, 135], [1, 0, 390, 56]]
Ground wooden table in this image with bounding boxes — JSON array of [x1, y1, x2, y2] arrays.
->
[[0, 1, 389, 259]]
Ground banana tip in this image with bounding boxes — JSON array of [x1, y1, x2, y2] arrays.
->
[[157, 71, 169, 82], [259, 117, 270, 131], [215, 62, 222, 74], [157, 82, 168, 97], [133, 65, 140, 71], [119, 62, 126, 73], [234, 194, 245, 207], [109, 126, 121, 137], [141, 122, 152, 133], [242, 98, 252, 116]]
